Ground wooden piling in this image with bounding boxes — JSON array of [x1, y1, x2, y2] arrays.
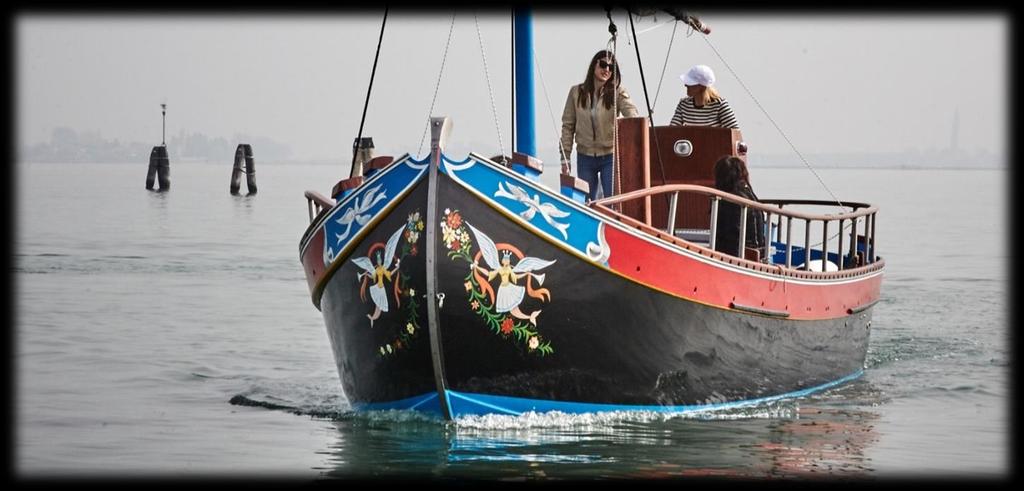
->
[[243, 144, 256, 195], [146, 145, 170, 191], [230, 144, 256, 195]]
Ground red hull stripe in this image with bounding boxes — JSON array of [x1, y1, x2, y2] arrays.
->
[[603, 225, 882, 321], [301, 229, 325, 299]]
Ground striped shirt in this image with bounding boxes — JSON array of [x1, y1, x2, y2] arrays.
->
[[669, 97, 740, 129]]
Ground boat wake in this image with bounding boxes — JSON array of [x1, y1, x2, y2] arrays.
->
[[227, 378, 350, 420], [451, 402, 801, 430], [228, 370, 885, 428], [229, 390, 808, 427]]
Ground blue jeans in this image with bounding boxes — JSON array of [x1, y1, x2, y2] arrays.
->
[[577, 153, 614, 201]]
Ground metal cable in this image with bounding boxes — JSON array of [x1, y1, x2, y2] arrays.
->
[[628, 11, 669, 195], [652, 20, 678, 108], [531, 46, 567, 165], [606, 11, 620, 200], [699, 34, 845, 208], [474, 13, 506, 159], [351, 7, 388, 178], [418, 13, 458, 157]]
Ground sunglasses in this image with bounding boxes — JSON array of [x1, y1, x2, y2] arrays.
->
[[598, 60, 615, 70]]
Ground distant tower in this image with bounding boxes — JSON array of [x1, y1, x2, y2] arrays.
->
[[950, 107, 959, 152], [161, 103, 167, 146]]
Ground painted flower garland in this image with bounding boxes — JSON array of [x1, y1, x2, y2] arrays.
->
[[378, 211, 425, 358], [442, 208, 554, 356]]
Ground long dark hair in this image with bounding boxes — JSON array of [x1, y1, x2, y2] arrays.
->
[[577, 50, 621, 110], [714, 156, 751, 193], [714, 155, 764, 248]]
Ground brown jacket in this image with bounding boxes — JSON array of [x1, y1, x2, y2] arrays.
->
[[560, 83, 640, 161]]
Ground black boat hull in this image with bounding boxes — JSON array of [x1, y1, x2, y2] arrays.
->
[[319, 180, 438, 412], [302, 152, 881, 418], [432, 172, 870, 415]]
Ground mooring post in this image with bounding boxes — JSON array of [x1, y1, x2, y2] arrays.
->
[[243, 144, 256, 195], [146, 103, 170, 191], [230, 144, 257, 195], [146, 145, 170, 191], [156, 146, 170, 190], [146, 146, 158, 190], [230, 144, 245, 195]]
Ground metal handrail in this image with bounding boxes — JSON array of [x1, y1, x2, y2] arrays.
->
[[594, 184, 878, 221], [591, 183, 879, 269]]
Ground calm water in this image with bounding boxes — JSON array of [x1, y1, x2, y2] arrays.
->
[[14, 161, 1008, 480]]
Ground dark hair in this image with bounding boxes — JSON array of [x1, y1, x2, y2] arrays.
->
[[713, 155, 764, 250], [714, 156, 750, 193], [577, 50, 621, 110]]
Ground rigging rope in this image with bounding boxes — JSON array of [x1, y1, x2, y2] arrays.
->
[[634, 17, 675, 35], [531, 46, 567, 166], [652, 20, 678, 108], [605, 8, 621, 201], [474, 13, 506, 160], [351, 7, 388, 178], [697, 33, 846, 209], [806, 218, 857, 250], [628, 11, 669, 194], [418, 13, 458, 157]]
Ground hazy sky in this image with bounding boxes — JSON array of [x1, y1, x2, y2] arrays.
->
[[16, 10, 1008, 166]]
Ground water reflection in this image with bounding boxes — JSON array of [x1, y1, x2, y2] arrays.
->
[[146, 187, 170, 209], [314, 396, 881, 480], [231, 193, 257, 220], [748, 407, 879, 478]]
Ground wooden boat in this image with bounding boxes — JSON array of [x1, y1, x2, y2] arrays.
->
[[298, 10, 884, 420]]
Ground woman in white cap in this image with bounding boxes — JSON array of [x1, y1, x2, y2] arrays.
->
[[670, 64, 740, 129], [560, 50, 640, 201]]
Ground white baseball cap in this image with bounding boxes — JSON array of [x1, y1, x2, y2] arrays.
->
[[681, 65, 715, 86]]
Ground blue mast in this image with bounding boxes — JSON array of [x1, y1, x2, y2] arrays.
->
[[513, 8, 536, 158]]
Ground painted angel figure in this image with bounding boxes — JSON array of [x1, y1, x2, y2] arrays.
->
[[467, 223, 555, 326], [353, 225, 404, 328]]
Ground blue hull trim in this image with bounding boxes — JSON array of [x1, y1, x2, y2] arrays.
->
[[352, 392, 443, 416], [443, 370, 864, 418]]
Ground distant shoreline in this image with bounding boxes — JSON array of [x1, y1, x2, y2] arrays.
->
[[14, 160, 1007, 171]]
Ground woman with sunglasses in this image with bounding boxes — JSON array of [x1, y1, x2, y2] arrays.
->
[[560, 50, 639, 201]]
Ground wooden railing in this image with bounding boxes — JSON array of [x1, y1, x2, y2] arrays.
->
[[304, 190, 335, 223], [592, 184, 879, 271]]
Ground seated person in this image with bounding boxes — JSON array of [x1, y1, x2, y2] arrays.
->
[[713, 156, 765, 256]]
